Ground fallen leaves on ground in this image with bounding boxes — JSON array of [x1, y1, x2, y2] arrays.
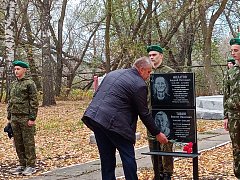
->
[[138, 143, 235, 180], [0, 101, 234, 180]]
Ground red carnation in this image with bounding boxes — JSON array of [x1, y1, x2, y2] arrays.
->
[[183, 142, 193, 153]]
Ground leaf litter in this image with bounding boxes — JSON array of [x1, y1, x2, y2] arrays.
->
[[0, 101, 235, 179]]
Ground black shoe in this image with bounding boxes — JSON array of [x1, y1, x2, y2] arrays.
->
[[152, 174, 164, 180], [163, 173, 172, 180]]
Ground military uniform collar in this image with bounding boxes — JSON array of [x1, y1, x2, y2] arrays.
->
[[17, 76, 28, 81], [154, 64, 165, 69]]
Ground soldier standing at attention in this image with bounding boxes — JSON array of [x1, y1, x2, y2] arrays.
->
[[7, 60, 39, 176], [147, 45, 175, 180], [223, 37, 240, 179]]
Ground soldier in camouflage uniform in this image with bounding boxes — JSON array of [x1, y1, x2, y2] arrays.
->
[[147, 45, 175, 180], [7, 60, 39, 176], [227, 56, 235, 69], [223, 38, 240, 179]]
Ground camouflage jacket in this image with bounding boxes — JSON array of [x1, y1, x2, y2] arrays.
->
[[223, 64, 240, 119], [7, 77, 39, 120], [152, 64, 175, 74]]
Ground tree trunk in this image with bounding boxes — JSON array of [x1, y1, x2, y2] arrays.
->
[[4, 0, 16, 102], [198, 0, 227, 95], [0, 61, 6, 102], [66, 73, 75, 97], [203, 35, 217, 94], [105, 0, 112, 73], [55, 0, 67, 96], [26, 44, 42, 90], [41, 0, 56, 106], [18, 0, 42, 91]]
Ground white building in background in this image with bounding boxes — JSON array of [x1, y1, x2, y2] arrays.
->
[[97, 74, 106, 86]]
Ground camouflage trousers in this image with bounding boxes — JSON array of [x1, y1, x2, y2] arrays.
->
[[228, 118, 240, 178], [148, 137, 174, 175], [11, 115, 36, 167]]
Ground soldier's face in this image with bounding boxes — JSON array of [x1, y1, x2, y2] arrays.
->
[[227, 62, 234, 68], [148, 51, 163, 68], [14, 66, 26, 79], [231, 45, 240, 61]]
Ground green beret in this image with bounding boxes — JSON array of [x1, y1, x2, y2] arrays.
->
[[230, 38, 240, 45], [227, 56, 235, 63], [147, 45, 163, 54], [12, 60, 29, 68]]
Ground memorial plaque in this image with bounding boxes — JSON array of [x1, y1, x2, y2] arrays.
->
[[150, 73, 195, 108], [148, 73, 199, 180], [152, 109, 196, 143]]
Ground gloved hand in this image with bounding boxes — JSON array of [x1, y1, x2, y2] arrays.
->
[[4, 123, 13, 139]]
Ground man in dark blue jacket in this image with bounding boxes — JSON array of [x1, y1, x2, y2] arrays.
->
[[82, 56, 168, 180]]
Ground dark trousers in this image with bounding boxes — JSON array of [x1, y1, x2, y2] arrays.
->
[[87, 119, 138, 180]]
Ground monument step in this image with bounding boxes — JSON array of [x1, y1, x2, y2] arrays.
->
[[196, 107, 223, 120], [196, 95, 223, 111]]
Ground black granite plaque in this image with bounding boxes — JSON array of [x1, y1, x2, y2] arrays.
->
[[152, 109, 196, 143], [149, 73, 198, 178], [150, 73, 195, 108]]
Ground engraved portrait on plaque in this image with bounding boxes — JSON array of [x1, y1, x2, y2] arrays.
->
[[154, 111, 171, 138], [153, 76, 170, 101]]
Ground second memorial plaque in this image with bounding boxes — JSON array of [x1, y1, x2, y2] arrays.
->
[[152, 109, 196, 143]]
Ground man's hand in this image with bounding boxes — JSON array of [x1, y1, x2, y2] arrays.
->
[[28, 120, 35, 127], [156, 132, 168, 144], [224, 118, 228, 131]]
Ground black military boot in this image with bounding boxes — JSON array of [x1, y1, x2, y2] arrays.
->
[[160, 173, 164, 180], [163, 173, 172, 180], [152, 173, 164, 180]]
